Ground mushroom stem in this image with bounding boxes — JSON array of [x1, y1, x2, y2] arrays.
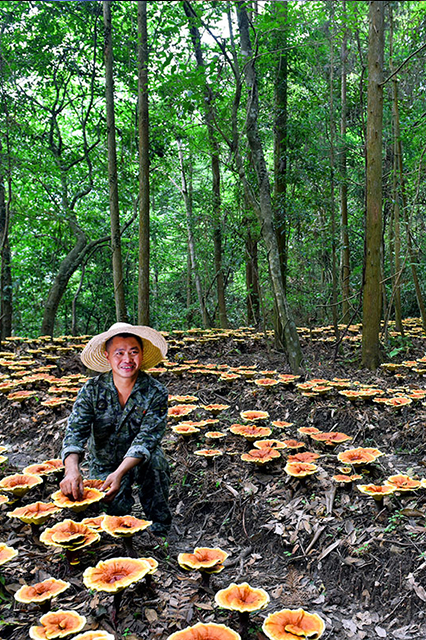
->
[[66, 548, 80, 567], [199, 570, 212, 591], [40, 599, 52, 614], [123, 537, 135, 557], [113, 591, 123, 623], [237, 611, 250, 640], [31, 523, 41, 539]]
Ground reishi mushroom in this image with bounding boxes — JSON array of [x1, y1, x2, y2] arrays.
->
[[262, 608, 325, 640], [178, 546, 228, 587], [15, 578, 70, 612], [29, 609, 86, 640], [167, 622, 241, 640], [215, 582, 270, 636]]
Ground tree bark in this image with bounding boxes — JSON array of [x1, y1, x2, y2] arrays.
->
[[236, 2, 303, 373], [328, 2, 338, 336], [103, 0, 127, 323], [137, 0, 150, 325], [0, 140, 12, 339], [340, 0, 351, 323], [273, 0, 288, 294], [177, 139, 211, 329], [183, 1, 229, 329], [361, 1, 384, 369]]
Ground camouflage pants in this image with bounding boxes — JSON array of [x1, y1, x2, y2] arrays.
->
[[89, 447, 172, 533]]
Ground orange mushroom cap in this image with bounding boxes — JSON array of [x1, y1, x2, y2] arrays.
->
[[15, 578, 70, 604], [253, 439, 287, 450], [0, 473, 43, 497], [254, 378, 280, 387], [310, 432, 351, 445], [168, 405, 197, 420], [384, 475, 422, 491], [271, 421, 294, 429], [72, 632, 115, 640], [287, 452, 320, 464], [171, 424, 200, 435], [177, 547, 228, 571], [51, 487, 104, 512], [0, 542, 18, 565], [215, 582, 270, 613], [337, 449, 377, 465], [297, 427, 322, 436], [201, 404, 230, 414], [167, 622, 241, 640], [262, 608, 326, 640], [83, 557, 151, 593], [100, 515, 152, 538], [40, 519, 100, 550], [29, 609, 86, 639], [240, 410, 270, 422], [8, 501, 61, 525], [357, 484, 396, 499], [282, 439, 305, 449], [241, 448, 281, 465], [230, 424, 272, 440], [169, 395, 199, 403], [205, 431, 227, 439], [284, 462, 318, 478], [194, 449, 223, 457], [81, 515, 106, 531], [0, 494, 9, 505]]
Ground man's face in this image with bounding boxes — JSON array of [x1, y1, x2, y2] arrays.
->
[[105, 336, 142, 382]]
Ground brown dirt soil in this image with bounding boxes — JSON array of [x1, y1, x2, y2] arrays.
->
[[1, 327, 426, 639]]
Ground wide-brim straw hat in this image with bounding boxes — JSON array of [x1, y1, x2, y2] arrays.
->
[[80, 322, 168, 373]]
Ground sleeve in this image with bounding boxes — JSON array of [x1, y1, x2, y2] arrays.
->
[[61, 380, 96, 462], [124, 382, 168, 461]]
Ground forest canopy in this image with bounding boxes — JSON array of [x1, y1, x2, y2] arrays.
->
[[0, 0, 425, 357]]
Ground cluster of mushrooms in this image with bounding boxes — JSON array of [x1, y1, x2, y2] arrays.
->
[[0, 450, 327, 640]]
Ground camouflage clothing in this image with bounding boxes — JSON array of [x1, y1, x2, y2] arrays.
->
[[61, 370, 171, 532]]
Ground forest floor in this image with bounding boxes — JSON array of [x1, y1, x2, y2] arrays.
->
[[1, 324, 426, 640]]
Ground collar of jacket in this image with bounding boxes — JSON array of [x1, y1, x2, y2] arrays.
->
[[98, 370, 150, 394]]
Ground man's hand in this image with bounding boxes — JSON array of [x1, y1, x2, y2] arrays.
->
[[101, 470, 123, 502], [60, 454, 84, 500], [101, 456, 144, 503]]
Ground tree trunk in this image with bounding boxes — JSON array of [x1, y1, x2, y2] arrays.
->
[[137, 0, 150, 326], [0, 141, 12, 339], [183, 1, 229, 329], [328, 2, 338, 336], [177, 139, 210, 329], [361, 1, 384, 369], [340, 0, 350, 323], [236, 2, 303, 373], [245, 230, 260, 326], [103, 0, 127, 323], [273, 0, 288, 293]]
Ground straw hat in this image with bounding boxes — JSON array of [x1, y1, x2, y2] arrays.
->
[[80, 322, 167, 373]]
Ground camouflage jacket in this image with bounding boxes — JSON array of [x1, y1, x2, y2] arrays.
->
[[61, 371, 168, 474]]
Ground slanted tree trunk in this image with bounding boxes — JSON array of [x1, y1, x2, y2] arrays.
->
[[361, 1, 384, 369], [137, 0, 150, 325], [236, 2, 303, 373], [177, 139, 210, 329], [340, 0, 351, 323], [183, 1, 229, 329], [103, 0, 127, 323]]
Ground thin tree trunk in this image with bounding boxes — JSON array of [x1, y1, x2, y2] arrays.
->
[[273, 0, 288, 294], [0, 140, 12, 339], [236, 2, 303, 373], [183, 1, 228, 328], [103, 0, 127, 322], [340, 0, 350, 323], [361, 1, 384, 369], [137, 0, 150, 325], [245, 231, 260, 326], [329, 2, 338, 336], [177, 139, 210, 329]]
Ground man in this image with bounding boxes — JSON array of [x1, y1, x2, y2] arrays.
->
[[60, 322, 171, 536]]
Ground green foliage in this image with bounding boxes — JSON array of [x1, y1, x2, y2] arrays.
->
[[0, 1, 425, 335]]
